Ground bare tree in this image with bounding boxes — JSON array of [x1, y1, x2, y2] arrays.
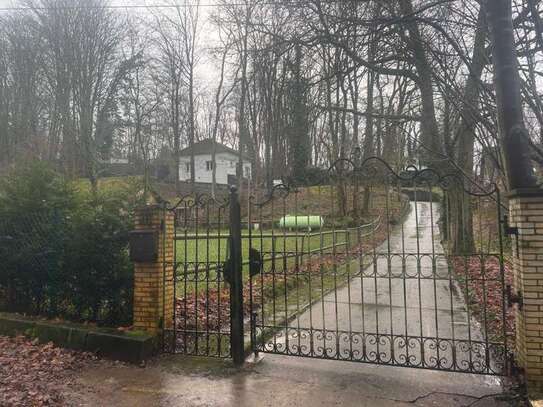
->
[[210, 36, 239, 198], [26, 0, 139, 193]]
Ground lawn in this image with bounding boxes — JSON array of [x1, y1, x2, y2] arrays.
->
[[72, 176, 144, 194], [175, 226, 370, 264], [173, 222, 379, 292]]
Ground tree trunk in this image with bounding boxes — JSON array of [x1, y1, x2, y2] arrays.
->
[[449, 7, 488, 254], [486, 0, 538, 190], [188, 69, 196, 189], [399, 0, 442, 165], [362, 68, 375, 215]]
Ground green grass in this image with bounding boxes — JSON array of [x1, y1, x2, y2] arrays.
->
[[72, 176, 144, 193], [175, 228, 358, 264], [173, 226, 371, 295]]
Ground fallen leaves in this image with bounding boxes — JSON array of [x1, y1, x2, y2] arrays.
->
[[451, 256, 514, 342], [0, 335, 92, 406]]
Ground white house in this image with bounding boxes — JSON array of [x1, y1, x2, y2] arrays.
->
[[178, 139, 252, 185]]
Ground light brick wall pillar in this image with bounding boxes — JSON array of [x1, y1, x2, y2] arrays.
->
[[133, 205, 174, 334], [509, 190, 543, 390]]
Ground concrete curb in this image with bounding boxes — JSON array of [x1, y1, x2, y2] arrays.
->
[[0, 312, 157, 364]]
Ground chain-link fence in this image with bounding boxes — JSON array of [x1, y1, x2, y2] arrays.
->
[[0, 210, 65, 314], [0, 207, 133, 325]]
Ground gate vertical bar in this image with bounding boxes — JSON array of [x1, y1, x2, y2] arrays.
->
[[229, 186, 245, 366]]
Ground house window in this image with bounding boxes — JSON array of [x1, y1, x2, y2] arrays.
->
[[206, 161, 214, 171], [244, 166, 250, 178], [185, 163, 190, 173]]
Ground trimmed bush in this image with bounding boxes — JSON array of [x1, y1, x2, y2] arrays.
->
[[0, 162, 141, 326]]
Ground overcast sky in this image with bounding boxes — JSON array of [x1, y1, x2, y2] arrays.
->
[[0, 0, 223, 85]]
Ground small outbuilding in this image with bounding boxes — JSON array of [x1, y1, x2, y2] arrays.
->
[[178, 139, 252, 185]]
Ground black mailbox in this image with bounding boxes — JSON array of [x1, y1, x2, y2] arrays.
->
[[249, 248, 262, 277], [129, 230, 158, 262]]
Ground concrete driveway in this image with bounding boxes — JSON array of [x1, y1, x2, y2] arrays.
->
[[261, 201, 505, 375], [67, 353, 517, 406]]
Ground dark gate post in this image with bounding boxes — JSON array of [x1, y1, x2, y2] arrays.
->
[[229, 186, 245, 366]]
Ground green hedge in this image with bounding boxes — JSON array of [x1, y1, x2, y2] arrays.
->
[[0, 162, 142, 326]]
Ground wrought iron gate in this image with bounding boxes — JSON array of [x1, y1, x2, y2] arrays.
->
[[164, 158, 513, 376], [163, 193, 228, 358]]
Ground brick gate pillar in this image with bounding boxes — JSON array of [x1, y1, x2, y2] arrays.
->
[[509, 189, 543, 390], [131, 205, 174, 335]]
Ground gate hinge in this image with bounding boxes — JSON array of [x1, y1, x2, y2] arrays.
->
[[508, 352, 526, 379], [507, 285, 523, 310], [502, 215, 518, 236]]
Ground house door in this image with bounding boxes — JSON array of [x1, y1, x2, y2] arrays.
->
[[227, 174, 237, 186]]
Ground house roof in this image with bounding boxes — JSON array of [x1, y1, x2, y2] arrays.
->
[[179, 139, 251, 161]]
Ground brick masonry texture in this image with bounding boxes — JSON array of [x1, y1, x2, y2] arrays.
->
[[133, 206, 174, 334], [510, 196, 543, 390]]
